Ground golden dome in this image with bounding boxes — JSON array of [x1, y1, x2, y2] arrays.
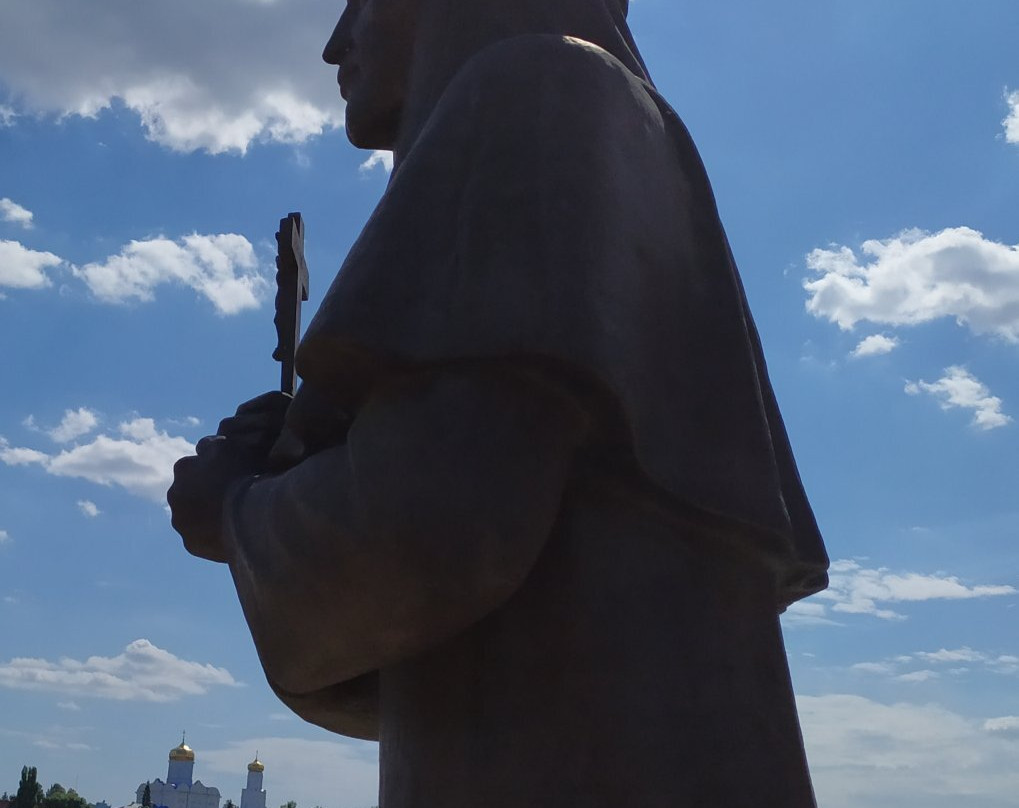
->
[[247, 757, 264, 773], [169, 740, 195, 762]]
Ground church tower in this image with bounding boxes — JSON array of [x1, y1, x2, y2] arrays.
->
[[167, 736, 195, 787], [240, 756, 266, 808]]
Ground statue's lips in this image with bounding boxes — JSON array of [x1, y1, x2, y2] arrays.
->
[[338, 64, 359, 101]]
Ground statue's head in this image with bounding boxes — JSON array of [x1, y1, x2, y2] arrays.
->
[[323, 0, 644, 153], [323, 0, 420, 150]]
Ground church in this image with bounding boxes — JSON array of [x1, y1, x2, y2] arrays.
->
[[135, 738, 266, 808]]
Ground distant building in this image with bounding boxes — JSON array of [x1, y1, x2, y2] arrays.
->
[[239, 757, 265, 808], [136, 738, 220, 808]]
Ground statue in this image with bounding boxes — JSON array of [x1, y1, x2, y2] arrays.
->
[[168, 1, 829, 805]]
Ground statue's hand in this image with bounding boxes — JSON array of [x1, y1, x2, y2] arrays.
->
[[168, 391, 291, 562]]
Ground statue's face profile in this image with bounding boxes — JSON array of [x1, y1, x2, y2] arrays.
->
[[323, 0, 419, 150]]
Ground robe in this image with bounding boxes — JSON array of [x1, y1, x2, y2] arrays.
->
[[225, 34, 826, 807]]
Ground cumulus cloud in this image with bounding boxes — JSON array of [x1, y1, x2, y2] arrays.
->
[[0, 639, 237, 702], [796, 559, 1017, 621], [0, 239, 61, 289], [77, 500, 101, 518], [0, 198, 33, 228], [1004, 90, 1019, 144], [0, 0, 344, 154], [850, 333, 899, 358], [1, 416, 194, 502], [0, 529, 9, 544], [804, 227, 1019, 342], [73, 233, 267, 315], [203, 737, 378, 808], [360, 150, 394, 173], [48, 408, 100, 443], [905, 366, 1011, 430], [799, 694, 1019, 808], [0, 105, 16, 126]]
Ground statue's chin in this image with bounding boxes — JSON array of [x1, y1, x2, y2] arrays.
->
[[344, 106, 401, 152]]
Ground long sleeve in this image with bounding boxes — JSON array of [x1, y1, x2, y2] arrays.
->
[[224, 367, 586, 703]]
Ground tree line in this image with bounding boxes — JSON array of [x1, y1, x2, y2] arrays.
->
[[3, 767, 91, 808]]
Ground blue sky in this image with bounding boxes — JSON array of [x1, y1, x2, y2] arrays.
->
[[1, 1, 1018, 806]]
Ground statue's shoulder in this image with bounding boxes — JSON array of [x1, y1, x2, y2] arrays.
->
[[434, 34, 654, 131]]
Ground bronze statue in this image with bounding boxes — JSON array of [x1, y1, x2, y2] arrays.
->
[[169, 1, 829, 805]]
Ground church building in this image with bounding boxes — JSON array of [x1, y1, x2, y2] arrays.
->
[[134, 737, 268, 808], [136, 738, 220, 808]]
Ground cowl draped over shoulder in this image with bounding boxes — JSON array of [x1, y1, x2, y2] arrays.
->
[[296, 34, 827, 605]]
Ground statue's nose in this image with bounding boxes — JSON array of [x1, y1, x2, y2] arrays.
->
[[323, 9, 354, 65]]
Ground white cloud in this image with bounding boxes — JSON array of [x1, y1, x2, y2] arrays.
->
[[984, 716, 1019, 735], [73, 233, 267, 315], [0, 105, 16, 126], [852, 647, 1019, 684], [852, 661, 895, 674], [0, 198, 34, 228], [1004, 89, 1019, 145], [905, 366, 1011, 430], [782, 600, 840, 627], [77, 500, 101, 518], [0, 0, 343, 154], [0, 440, 50, 465], [0, 639, 237, 702], [802, 559, 1016, 621], [850, 333, 899, 358], [360, 150, 394, 173], [0, 529, 9, 544], [897, 669, 939, 683], [57, 700, 81, 711], [1, 416, 194, 502], [799, 694, 1019, 808], [804, 227, 1019, 341], [48, 407, 100, 443], [0, 239, 61, 289], [203, 737, 378, 808]]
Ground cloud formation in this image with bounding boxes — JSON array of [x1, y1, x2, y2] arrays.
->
[[0, 529, 9, 544], [203, 737, 378, 808], [0, 239, 61, 289], [1, 415, 194, 502], [0, 639, 236, 702], [360, 150, 394, 173], [853, 646, 1019, 682], [851, 333, 899, 358], [789, 559, 1016, 622], [804, 227, 1019, 342], [1005, 90, 1019, 145], [0, 198, 33, 228], [73, 233, 267, 315], [905, 366, 1011, 430], [48, 408, 100, 443], [800, 694, 1019, 808], [0, 0, 343, 154], [77, 500, 101, 518]]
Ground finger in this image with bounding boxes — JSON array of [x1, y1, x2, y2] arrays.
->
[[196, 434, 226, 456], [234, 391, 293, 417]]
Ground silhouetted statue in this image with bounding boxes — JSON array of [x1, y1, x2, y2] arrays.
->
[[169, 1, 829, 805]]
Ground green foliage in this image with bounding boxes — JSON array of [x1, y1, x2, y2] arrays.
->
[[15, 767, 42, 808], [41, 783, 86, 808], [279, 801, 297, 808]]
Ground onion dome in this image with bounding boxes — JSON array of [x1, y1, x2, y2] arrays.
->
[[169, 737, 195, 762], [248, 756, 264, 773]]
